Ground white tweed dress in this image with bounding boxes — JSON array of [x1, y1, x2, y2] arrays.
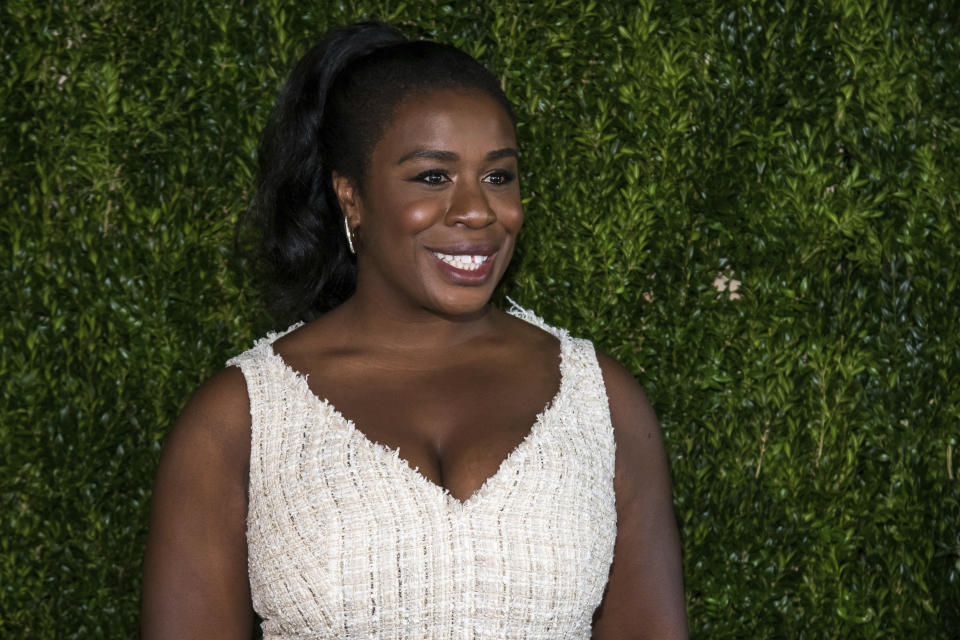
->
[[226, 307, 618, 639]]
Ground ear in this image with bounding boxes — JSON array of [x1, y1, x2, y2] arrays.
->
[[332, 172, 361, 227]]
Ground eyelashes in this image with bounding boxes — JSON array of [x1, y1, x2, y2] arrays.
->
[[485, 170, 516, 186], [409, 169, 516, 186], [411, 169, 450, 185]]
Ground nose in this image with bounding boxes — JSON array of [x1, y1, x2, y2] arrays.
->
[[445, 179, 496, 228]]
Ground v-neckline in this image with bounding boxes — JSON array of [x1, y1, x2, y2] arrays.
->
[[264, 327, 569, 511]]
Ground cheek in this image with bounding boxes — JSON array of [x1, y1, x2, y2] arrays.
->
[[499, 193, 524, 233], [403, 203, 438, 232], [362, 208, 433, 257], [511, 204, 524, 231], [384, 195, 443, 235]]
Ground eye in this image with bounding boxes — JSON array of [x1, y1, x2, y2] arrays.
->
[[484, 170, 516, 186], [411, 169, 450, 185]]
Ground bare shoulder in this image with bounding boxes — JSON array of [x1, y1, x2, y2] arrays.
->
[[593, 351, 669, 513], [150, 363, 254, 529], [164, 365, 252, 470], [595, 351, 661, 449], [591, 351, 689, 639], [142, 365, 254, 637], [188, 364, 251, 423]]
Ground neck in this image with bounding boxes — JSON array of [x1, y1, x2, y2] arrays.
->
[[333, 290, 498, 354]]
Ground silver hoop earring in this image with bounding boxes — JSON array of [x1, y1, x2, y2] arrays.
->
[[343, 215, 356, 254]]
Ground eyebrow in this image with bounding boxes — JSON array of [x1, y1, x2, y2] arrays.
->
[[396, 147, 519, 164]]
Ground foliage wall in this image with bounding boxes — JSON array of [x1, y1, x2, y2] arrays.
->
[[2, 0, 957, 637]]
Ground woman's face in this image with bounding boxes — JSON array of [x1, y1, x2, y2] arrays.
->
[[338, 88, 522, 318]]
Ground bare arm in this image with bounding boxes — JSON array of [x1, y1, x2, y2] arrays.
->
[[142, 367, 254, 639], [592, 353, 688, 639]]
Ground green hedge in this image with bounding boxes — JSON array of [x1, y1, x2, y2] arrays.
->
[[2, 1, 957, 637]]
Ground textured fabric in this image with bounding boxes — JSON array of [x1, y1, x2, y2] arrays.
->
[[226, 307, 617, 639]]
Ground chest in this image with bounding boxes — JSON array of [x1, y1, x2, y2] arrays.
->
[[244, 337, 618, 637], [301, 350, 562, 502]]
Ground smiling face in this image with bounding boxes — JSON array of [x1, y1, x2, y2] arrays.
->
[[335, 88, 522, 318]]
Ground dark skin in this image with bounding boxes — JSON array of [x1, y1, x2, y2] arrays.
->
[[142, 89, 687, 638]]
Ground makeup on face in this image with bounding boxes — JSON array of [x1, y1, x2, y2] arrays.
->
[[349, 89, 523, 316]]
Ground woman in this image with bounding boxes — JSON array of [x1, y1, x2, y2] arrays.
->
[[142, 22, 687, 639]]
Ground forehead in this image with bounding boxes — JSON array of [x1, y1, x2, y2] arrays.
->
[[373, 89, 517, 160]]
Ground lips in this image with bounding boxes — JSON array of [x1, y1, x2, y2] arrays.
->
[[427, 243, 500, 283]]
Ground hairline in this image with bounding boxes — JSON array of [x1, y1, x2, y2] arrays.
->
[[351, 85, 518, 193]]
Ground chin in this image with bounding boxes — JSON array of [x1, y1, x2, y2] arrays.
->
[[428, 288, 495, 318]]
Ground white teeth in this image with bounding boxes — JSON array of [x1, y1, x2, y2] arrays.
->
[[432, 252, 490, 271]]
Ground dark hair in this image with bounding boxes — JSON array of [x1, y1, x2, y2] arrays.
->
[[250, 22, 517, 324]]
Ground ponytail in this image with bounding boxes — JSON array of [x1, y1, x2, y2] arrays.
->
[[253, 22, 405, 324]]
